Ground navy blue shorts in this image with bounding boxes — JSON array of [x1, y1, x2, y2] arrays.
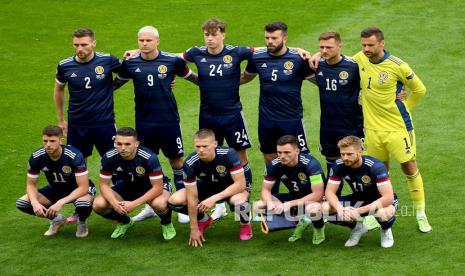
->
[[199, 111, 252, 151], [38, 181, 96, 204], [258, 117, 309, 154], [67, 124, 116, 157], [319, 128, 364, 158], [112, 178, 172, 201], [338, 193, 398, 212], [136, 122, 184, 159]]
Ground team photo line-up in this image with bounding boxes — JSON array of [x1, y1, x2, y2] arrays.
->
[[16, 18, 431, 248]]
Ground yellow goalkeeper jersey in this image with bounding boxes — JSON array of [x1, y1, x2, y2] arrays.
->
[[352, 50, 426, 131]]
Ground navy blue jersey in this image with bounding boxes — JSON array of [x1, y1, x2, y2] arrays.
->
[[27, 145, 88, 190], [245, 48, 314, 121], [264, 153, 323, 197], [183, 45, 253, 114], [118, 51, 192, 125], [315, 55, 363, 130], [56, 52, 121, 127], [328, 156, 392, 201], [100, 146, 163, 190], [183, 147, 243, 192]]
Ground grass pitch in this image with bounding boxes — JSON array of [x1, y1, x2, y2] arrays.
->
[[1, 0, 464, 274]]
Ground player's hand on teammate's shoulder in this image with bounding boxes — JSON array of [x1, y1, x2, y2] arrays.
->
[[309, 52, 322, 70], [123, 49, 140, 60], [293, 47, 311, 60]]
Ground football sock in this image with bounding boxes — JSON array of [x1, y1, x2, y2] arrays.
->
[[100, 209, 130, 224], [172, 167, 184, 191], [155, 208, 172, 225], [167, 203, 188, 215], [406, 170, 426, 216], [377, 215, 396, 230], [198, 213, 209, 222], [75, 200, 92, 222], [16, 199, 35, 215], [243, 162, 252, 191]]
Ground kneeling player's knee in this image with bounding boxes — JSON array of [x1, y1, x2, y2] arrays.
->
[[92, 197, 107, 213], [16, 198, 34, 215], [151, 199, 168, 212]]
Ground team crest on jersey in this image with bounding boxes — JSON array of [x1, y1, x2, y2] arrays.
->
[[223, 55, 233, 64], [216, 165, 227, 176], [361, 175, 371, 184], [158, 65, 168, 73], [95, 66, 105, 80], [62, 166, 72, 175], [378, 71, 389, 84], [283, 61, 294, 75], [157, 65, 168, 79], [95, 66, 105, 74], [339, 71, 349, 80], [284, 61, 294, 70], [136, 166, 145, 175], [298, 172, 307, 181]]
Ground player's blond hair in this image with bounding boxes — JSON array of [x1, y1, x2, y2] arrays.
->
[[337, 136, 363, 150], [194, 129, 216, 140], [138, 26, 159, 38]]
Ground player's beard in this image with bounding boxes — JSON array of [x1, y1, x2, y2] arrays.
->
[[267, 41, 284, 55]]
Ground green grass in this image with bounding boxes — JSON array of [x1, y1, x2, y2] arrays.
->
[[1, 0, 464, 274]]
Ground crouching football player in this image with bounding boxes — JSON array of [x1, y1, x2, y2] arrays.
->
[[323, 136, 397, 248], [16, 125, 94, 238], [168, 129, 252, 247], [93, 127, 175, 240], [255, 135, 325, 244]]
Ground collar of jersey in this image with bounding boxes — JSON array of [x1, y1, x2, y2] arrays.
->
[[370, 50, 391, 64]]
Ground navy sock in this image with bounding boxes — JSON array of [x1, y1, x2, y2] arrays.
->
[[100, 209, 130, 224], [168, 203, 188, 215], [16, 199, 35, 215], [172, 168, 184, 191], [156, 208, 173, 225], [312, 217, 325, 229], [243, 162, 252, 193], [75, 200, 92, 222], [377, 215, 396, 230]]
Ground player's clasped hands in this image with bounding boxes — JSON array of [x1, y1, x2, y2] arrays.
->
[[112, 200, 128, 215], [342, 207, 360, 222], [32, 202, 48, 218], [45, 200, 65, 219]]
